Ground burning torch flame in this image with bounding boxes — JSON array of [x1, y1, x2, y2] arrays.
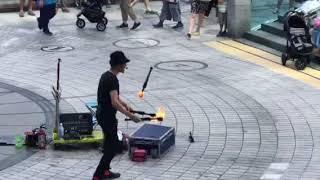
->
[[156, 107, 166, 120], [138, 91, 144, 99]]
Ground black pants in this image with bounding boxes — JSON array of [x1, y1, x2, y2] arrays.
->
[[93, 120, 119, 177], [39, 4, 56, 32]]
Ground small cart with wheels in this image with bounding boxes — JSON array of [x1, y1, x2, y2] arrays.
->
[[76, 1, 108, 31]]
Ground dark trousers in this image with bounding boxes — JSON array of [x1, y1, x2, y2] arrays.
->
[[39, 4, 56, 32], [93, 121, 119, 177]]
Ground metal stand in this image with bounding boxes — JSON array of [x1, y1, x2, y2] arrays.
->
[[52, 59, 62, 131]]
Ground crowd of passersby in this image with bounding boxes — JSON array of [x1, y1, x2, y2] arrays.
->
[[18, 0, 228, 38]]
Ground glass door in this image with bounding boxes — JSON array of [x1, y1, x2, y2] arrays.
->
[[251, 0, 292, 29]]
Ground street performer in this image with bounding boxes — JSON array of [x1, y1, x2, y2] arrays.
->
[[93, 51, 141, 180]]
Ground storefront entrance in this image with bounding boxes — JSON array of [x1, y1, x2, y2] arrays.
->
[[251, 0, 291, 29]]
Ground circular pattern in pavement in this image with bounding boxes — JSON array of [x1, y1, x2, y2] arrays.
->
[[154, 60, 208, 71], [113, 38, 160, 49], [41, 45, 75, 52]]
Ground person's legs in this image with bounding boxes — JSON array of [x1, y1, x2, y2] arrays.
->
[[217, 12, 223, 36], [277, 0, 284, 9], [187, 13, 197, 38], [222, 12, 227, 35], [171, 2, 183, 29], [40, 6, 49, 33], [273, 0, 284, 13], [143, 0, 151, 11], [27, 0, 35, 15], [93, 125, 120, 179], [196, 13, 205, 33], [289, 0, 294, 9], [127, 3, 137, 22], [126, 4, 141, 30], [120, 0, 129, 24], [42, 4, 56, 35], [153, 1, 167, 27], [59, 0, 70, 12], [19, 0, 25, 17]]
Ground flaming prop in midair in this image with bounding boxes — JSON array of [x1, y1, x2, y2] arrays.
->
[[138, 67, 153, 99], [138, 91, 145, 99]]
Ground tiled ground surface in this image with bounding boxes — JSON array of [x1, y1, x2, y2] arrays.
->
[[0, 2, 320, 180]]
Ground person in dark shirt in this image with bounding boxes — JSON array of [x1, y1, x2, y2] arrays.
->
[[93, 51, 141, 180]]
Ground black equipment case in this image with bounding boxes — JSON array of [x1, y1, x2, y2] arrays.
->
[[128, 124, 175, 158], [60, 113, 93, 135]]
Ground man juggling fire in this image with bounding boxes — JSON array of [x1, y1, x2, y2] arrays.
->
[[93, 51, 142, 180]]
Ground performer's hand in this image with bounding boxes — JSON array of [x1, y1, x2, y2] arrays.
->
[[130, 115, 142, 123]]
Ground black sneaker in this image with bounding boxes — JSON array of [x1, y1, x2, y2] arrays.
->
[[221, 31, 227, 36], [37, 18, 42, 30], [117, 23, 128, 28], [216, 31, 222, 37], [103, 170, 121, 179], [153, 22, 163, 28], [172, 22, 183, 29], [131, 22, 141, 30], [187, 33, 191, 39], [43, 30, 53, 36]]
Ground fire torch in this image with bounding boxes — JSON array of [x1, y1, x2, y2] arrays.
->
[[138, 67, 153, 99]]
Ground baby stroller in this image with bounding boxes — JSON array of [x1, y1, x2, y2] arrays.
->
[[282, 11, 313, 70], [76, 0, 108, 31]]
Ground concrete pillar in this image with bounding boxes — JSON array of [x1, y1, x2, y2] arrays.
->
[[227, 0, 251, 38]]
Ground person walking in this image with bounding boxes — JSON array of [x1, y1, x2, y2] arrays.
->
[[187, 0, 211, 39], [37, 0, 57, 35], [273, 0, 295, 14], [92, 51, 141, 180], [153, 0, 183, 29], [117, 0, 141, 30], [19, 0, 35, 17]]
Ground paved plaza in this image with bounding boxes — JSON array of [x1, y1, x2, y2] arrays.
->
[[0, 2, 320, 180]]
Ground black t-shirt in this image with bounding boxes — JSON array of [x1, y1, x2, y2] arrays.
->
[[97, 71, 119, 120]]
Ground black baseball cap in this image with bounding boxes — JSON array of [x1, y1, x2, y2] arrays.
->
[[109, 51, 130, 67]]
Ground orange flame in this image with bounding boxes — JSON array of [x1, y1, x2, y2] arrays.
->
[[138, 91, 144, 99], [155, 107, 166, 120]]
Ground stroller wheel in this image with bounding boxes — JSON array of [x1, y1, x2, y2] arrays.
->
[[76, 18, 85, 29], [96, 22, 106, 31], [103, 17, 108, 25], [295, 57, 307, 70], [281, 53, 288, 66]]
